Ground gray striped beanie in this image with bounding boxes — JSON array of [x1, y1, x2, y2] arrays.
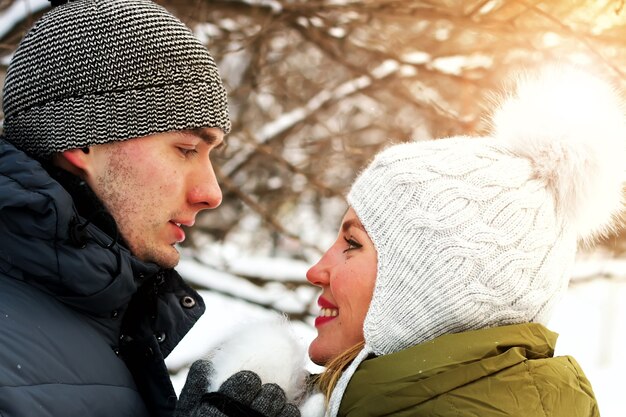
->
[[2, 0, 231, 159], [348, 67, 626, 358]]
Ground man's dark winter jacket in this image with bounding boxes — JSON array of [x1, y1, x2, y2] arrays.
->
[[0, 138, 206, 417]]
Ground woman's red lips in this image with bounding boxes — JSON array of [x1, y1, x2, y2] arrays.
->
[[315, 316, 336, 327], [318, 296, 337, 309], [315, 296, 339, 327]]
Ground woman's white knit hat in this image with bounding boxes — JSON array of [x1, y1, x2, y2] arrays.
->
[[327, 67, 626, 416]]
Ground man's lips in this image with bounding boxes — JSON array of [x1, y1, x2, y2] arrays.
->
[[171, 219, 195, 227], [168, 218, 195, 244], [168, 221, 186, 243]]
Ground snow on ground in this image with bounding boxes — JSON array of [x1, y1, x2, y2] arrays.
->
[[168, 250, 626, 416]]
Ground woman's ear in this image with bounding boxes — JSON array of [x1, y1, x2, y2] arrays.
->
[[53, 147, 92, 177]]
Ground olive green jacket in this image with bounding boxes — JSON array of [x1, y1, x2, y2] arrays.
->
[[339, 323, 599, 417]]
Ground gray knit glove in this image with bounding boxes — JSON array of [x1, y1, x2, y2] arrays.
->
[[175, 359, 300, 417]]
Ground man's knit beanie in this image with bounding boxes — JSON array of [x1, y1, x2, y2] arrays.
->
[[327, 67, 626, 416], [2, 0, 231, 159]]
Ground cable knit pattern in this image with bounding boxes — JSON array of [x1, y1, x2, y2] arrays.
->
[[2, 0, 230, 158], [343, 68, 626, 360], [348, 138, 577, 356]]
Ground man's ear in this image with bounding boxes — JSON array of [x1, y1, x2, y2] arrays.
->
[[53, 148, 92, 177]]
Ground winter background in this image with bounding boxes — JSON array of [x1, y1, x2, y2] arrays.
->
[[2, 0, 626, 415]]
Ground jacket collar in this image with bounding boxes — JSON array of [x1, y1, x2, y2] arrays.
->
[[0, 138, 160, 314], [340, 323, 557, 415]]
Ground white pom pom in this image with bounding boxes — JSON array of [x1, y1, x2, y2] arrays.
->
[[208, 316, 308, 402], [492, 66, 626, 243], [299, 392, 326, 417]]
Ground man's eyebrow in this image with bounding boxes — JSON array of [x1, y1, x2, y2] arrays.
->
[[342, 218, 366, 233], [190, 129, 224, 148]]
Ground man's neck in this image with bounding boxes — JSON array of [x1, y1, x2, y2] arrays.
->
[[43, 162, 126, 247]]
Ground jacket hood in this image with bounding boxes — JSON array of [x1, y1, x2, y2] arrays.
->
[[0, 137, 159, 315]]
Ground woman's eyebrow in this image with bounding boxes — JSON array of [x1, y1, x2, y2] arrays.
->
[[342, 219, 366, 233]]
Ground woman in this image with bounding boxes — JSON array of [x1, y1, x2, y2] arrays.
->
[[176, 67, 622, 417], [307, 67, 624, 416]]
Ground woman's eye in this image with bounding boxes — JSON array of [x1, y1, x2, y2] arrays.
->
[[343, 236, 362, 253]]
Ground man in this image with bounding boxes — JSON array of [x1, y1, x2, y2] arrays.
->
[[0, 1, 298, 416]]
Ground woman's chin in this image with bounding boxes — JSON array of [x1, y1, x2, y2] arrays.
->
[[308, 340, 331, 366]]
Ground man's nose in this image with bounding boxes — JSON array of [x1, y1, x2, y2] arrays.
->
[[189, 164, 222, 209]]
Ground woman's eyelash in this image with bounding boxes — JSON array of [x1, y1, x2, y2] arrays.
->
[[343, 236, 362, 253]]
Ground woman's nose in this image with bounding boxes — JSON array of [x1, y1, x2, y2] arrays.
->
[[306, 251, 332, 286]]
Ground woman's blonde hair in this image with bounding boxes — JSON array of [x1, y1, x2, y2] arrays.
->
[[314, 341, 366, 403]]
